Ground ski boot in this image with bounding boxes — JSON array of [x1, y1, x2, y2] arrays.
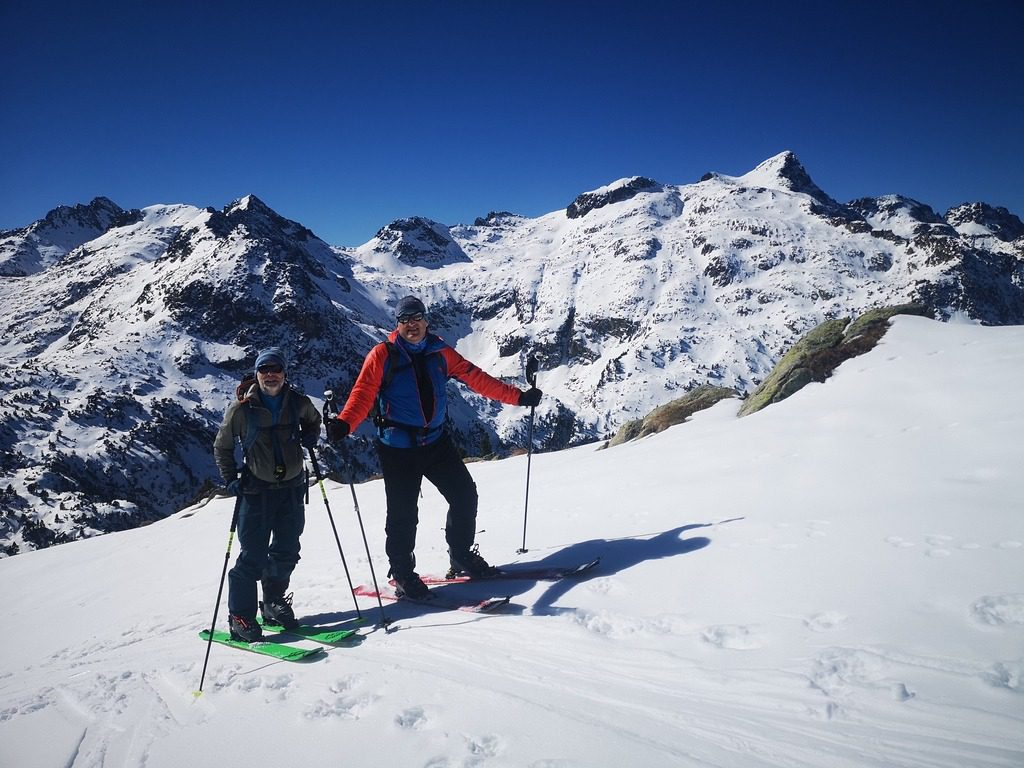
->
[[228, 614, 264, 642], [392, 571, 430, 599], [260, 581, 299, 629], [447, 544, 500, 579]]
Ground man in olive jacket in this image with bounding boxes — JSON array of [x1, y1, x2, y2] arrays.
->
[[213, 347, 321, 642]]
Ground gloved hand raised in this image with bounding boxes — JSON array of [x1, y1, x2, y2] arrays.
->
[[326, 416, 350, 443], [518, 387, 542, 408]]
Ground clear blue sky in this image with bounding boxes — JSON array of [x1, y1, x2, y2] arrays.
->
[[2, 1, 1022, 246]]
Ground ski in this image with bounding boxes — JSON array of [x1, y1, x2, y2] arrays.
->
[[258, 620, 359, 645], [199, 629, 325, 661], [410, 557, 601, 585], [353, 584, 512, 613]]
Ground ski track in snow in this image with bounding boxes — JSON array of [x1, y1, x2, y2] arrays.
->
[[2, 584, 1022, 768]]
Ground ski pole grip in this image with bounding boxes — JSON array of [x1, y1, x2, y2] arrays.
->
[[323, 389, 338, 420], [526, 354, 539, 387]]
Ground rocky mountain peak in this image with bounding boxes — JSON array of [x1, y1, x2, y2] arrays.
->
[[373, 216, 470, 266], [204, 194, 316, 244], [0, 196, 128, 276], [41, 196, 124, 230], [223, 193, 273, 218], [740, 151, 835, 206], [848, 195, 944, 224], [847, 195, 954, 239], [946, 202, 1024, 242], [473, 211, 525, 227], [566, 176, 662, 219]]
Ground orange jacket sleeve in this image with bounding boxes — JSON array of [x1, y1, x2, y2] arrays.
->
[[441, 347, 523, 406], [338, 343, 389, 430]]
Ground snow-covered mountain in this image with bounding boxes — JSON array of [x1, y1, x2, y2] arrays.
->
[[0, 196, 127, 276], [2, 152, 1022, 555]]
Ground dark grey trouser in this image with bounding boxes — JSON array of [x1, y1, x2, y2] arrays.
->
[[228, 480, 305, 618]]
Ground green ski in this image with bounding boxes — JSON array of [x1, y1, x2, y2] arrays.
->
[[259, 620, 359, 644], [199, 629, 325, 661]]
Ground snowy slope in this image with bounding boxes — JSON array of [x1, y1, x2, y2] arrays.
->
[[1, 316, 1021, 767]]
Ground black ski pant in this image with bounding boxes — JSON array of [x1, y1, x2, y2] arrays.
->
[[375, 433, 478, 577]]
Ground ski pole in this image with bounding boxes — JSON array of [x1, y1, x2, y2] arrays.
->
[[196, 491, 242, 696], [307, 444, 362, 619], [325, 390, 391, 630], [517, 354, 539, 554]]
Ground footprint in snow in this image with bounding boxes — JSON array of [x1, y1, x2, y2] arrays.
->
[[304, 691, 377, 720], [985, 661, 1024, 691], [970, 594, 1024, 626], [394, 705, 428, 730], [885, 536, 916, 548], [804, 611, 848, 632], [701, 624, 765, 650], [465, 733, 504, 758], [809, 648, 893, 696]]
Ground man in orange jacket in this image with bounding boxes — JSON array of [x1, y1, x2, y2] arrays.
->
[[326, 296, 542, 598]]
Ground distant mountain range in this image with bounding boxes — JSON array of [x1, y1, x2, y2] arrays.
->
[[2, 151, 1022, 555]]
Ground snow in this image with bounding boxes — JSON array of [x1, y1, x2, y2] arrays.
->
[[1, 316, 1022, 767]]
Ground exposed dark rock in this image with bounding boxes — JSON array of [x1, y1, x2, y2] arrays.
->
[[566, 177, 661, 219], [473, 211, 523, 227]]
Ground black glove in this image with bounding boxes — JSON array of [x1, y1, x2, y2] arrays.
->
[[301, 425, 319, 450], [518, 387, 542, 408], [225, 478, 241, 496], [326, 417, 350, 443]]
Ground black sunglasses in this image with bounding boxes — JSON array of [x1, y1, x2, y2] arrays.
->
[[398, 312, 426, 324], [257, 363, 284, 374]]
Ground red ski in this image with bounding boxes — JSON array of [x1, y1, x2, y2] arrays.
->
[[353, 584, 511, 613], [410, 557, 600, 586]]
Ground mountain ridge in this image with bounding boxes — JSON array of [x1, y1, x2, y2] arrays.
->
[[2, 151, 1022, 555]]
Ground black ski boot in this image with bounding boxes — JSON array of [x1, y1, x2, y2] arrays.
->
[[392, 571, 430, 599], [228, 614, 264, 642], [447, 544, 500, 579], [260, 581, 299, 629]]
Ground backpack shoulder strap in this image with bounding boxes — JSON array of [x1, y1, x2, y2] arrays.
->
[[373, 341, 405, 431], [234, 374, 261, 455], [381, 341, 401, 388], [284, 386, 302, 440], [241, 399, 261, 454]]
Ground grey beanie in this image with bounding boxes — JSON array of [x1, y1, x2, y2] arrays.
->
[[254, 347, 287, 373]]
